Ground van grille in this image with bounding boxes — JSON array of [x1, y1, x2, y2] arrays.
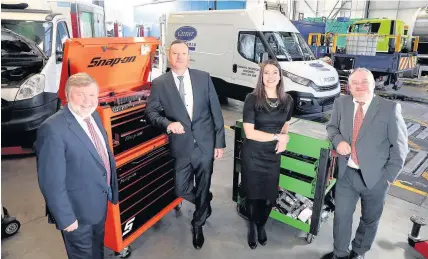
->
[[317, 94, 339, 106], [312, 83, 338, 92]]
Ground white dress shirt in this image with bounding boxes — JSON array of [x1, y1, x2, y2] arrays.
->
[[171, 69, 194, 120], [348, 94, 374, 169], [69, 108, 109, 157]]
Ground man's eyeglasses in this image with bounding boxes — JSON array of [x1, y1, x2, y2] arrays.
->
[[350, 80, 370, 86]]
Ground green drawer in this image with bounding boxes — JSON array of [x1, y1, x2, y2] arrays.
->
[[279, 173, 315, 199], [280, 155, 317, 178]]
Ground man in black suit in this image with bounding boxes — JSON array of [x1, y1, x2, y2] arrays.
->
[[146, 39, 226, 249], [36, 73, 119, 259]]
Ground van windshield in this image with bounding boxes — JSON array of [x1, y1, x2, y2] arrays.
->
[[1, 20, 53, 57], [263, 31, 315, 61]]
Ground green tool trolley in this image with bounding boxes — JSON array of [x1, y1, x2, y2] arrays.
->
[[232, 118, 337, 243]]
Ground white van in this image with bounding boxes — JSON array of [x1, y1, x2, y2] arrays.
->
[[1, 1, 104, 150], [160, 7, 340, 118]]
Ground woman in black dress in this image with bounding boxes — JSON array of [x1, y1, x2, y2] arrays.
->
[[241, 59, 294, 249]]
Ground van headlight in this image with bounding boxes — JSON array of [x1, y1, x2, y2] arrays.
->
[[283, 70, 311, 86], [15, 74, 45, 101]]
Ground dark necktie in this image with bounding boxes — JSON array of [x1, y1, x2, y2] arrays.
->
[[177, 75, 185, 104], [84, 118, 111, 186], [351, 101, 365, 165]]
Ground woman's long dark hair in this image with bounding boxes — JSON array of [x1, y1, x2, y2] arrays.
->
[[252, 59, 288, 110]]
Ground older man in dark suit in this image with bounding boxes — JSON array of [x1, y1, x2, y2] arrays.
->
[[146, 39, 226, 249], [322, 68, 408, 259], [36, 72, 118, 259]]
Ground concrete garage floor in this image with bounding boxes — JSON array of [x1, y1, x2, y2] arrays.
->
[[2, 98, 428, 259]]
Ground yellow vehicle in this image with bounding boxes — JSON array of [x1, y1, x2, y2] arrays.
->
[[348, 18, 406, 53]]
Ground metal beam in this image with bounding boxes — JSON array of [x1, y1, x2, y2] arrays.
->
[[396, 0, 400, 20], [304, 0, 316, 16], [329, 0, 350, 19], [133, 0, 175, 7], [291, 0, 297, 20], [327, 0, 340, 19], [364, 0, 370, 18]]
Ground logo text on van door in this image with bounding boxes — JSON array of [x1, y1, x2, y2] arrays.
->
[[175, 26, 197, 41], [87, 56, 136, 68]]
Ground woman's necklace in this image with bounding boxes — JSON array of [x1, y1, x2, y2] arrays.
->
[[266, 97, 279, 108]]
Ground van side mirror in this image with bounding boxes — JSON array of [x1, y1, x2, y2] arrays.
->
[[56, 51, 64, 62], [261, 52, 269, 63], [56, 43, 65, 62]]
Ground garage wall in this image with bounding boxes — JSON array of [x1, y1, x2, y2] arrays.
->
[[293, 0, 367, 20], [292, 0, 427, 29], [367, 1, 427, 36], [133, 0, 246, 38], [105, 0, 136, 36]]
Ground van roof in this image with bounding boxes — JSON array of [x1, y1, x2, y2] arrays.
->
[[1, 10, 53, 21], [1, 9, 52, 21], [168, 8, 299, 33]]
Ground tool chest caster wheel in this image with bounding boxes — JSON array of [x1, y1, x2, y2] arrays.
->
[[2, 206, 21, 238], [174, 202, 182, 211], [306, 233, 315, 244], [115, 246, 132, 258]]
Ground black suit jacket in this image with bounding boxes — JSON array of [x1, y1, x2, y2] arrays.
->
[[146, 69, 226, 159], [35, 105, 119, 230]]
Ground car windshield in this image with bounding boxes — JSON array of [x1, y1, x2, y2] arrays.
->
[[1, 20, 53, 57], [263, 31, 315, 61]]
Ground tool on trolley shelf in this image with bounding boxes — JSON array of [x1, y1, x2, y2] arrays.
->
[[408, 216, 428, 259], [233, 118, 337, 244], [58, 37, 183, 258], [1, 205, 21, 238]]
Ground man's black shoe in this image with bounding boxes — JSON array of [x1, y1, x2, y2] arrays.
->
[[349, 251, 364, 259], [320, 252, 349, 259], [192, 226, 204, 249]]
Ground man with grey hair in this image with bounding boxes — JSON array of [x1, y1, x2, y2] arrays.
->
[[321, 68, 408, 259], [36, 72, 119, 259]]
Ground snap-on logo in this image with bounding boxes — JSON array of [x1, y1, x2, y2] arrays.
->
[[87, 56, 136, 68], [175, 26, 197, 41]]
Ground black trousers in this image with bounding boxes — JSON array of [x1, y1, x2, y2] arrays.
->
[[333, 166, 389, 257], [174, 143, 213, 228], [61, 217, 106, 259]]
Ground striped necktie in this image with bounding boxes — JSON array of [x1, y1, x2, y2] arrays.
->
[[84, 118, 111, 186], [351, 101, 365, 165]]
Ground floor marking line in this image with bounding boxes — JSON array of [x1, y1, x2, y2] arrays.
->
[[409, 140, 421, 150], [414, 119, 428, 127], [393, 180, 428, 196], [224, 125, 232, 130]]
